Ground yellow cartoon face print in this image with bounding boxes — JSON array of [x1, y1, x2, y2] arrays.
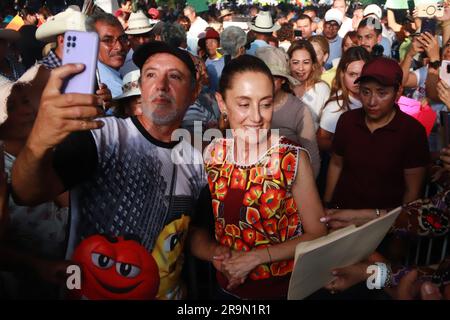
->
[[152, 214, 190, 300]]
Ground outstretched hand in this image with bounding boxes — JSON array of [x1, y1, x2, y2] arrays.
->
[[321, 209, 378, 231]]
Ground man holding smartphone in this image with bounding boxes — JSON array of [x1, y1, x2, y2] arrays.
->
[[11, 41, 220, 300]]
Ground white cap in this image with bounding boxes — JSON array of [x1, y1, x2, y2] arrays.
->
[[115, 70, 141, 100], [363, 4, 382, 20], [324, 8, 344, 26]]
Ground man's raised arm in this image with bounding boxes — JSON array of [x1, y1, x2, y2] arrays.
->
[[12, 64, 104, 206]]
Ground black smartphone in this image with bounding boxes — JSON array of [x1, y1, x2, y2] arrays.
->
[[421, 18, 437, 35], [440, 111, 450, 147], [407, 0, 415, 16], [294, 29, 302, 38]]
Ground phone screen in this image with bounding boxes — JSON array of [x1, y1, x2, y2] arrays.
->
[[421, 18, 437, 35]]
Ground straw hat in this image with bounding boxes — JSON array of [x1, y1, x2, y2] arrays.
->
[[35, 6, 87, 43], [0, 64, 50, 125], [114, 70, 141, 100], [248, 11, 280, 33], [255, 46, 299, 86], [218, 9, 233, 19], [126, 10, 153, 35]]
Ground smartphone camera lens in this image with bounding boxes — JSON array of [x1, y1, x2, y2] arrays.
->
[[72, 42, 76, 48], [73, 36, 77, 42], [68, 36, 72, 41]]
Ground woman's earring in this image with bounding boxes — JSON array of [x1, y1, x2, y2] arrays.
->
[[222, 112, 228, 122]]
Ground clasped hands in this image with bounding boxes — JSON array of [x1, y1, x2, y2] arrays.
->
[[212, 245, 265, 291]]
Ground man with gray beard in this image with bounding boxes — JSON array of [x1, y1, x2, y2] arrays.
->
[[11, 41, 218, 300]]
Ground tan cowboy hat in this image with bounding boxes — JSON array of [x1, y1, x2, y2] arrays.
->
[[126, 10, 153, 35], [255, 46, 299, 86], [114, 70, 141, 100], [0, 64, 50, 126], [0, 29, 20, 42], [218, 9, 233, 19], [248, 11, 280, 33], [35, 5, 87, 43]]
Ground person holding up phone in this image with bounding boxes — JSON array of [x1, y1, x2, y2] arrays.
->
[[36, 7, 113, 111], [10, 41, 222, 300]]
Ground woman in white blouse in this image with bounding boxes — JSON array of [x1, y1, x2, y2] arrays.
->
[[288, 40, 330, 130], [317, 46, 371, 152]]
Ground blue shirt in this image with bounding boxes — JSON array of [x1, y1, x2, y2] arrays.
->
[[325, 36, 342, 70], [119, 49, 138, 78], [205, 57, 225, 93], [97, 61, 123, 99], [247, 39, 270, 56], [381, 36, 392, 58]]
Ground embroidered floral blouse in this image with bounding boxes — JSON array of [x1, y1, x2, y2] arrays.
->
[[204, 136, 306, 299]]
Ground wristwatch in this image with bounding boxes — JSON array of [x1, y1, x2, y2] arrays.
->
[[429, 60, 441, 69]]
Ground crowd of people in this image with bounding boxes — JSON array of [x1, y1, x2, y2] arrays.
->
[[0, 0, 450, 300]]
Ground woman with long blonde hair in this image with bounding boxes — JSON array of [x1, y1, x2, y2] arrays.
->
[[317, 46, 371, 151]]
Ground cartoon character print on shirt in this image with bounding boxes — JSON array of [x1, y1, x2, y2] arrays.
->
[[152, 214, 190, 300], [70, 234, 160, 300]]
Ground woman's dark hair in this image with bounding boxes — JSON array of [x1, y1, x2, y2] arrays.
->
[[218, 54, 274, 98], [19, 7, 37, 19], [323, 46, 371, 113], [276, 23, 294, 42]]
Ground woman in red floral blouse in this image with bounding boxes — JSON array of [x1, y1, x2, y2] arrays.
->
[[194, 55, 327, 299]]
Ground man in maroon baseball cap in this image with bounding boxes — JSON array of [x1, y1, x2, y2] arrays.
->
[[324, 56, 430, 218], [352, 57, 404, 124], [355, 57, 403, 88]]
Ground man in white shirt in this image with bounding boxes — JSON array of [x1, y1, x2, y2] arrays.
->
[[184, 5, 208, 55], [333, 0, 353, 38]]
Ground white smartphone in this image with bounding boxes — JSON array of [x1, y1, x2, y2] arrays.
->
[[440, 60, 450, 87], [417, 2, 445, 18], [62, 30, 99, 94]]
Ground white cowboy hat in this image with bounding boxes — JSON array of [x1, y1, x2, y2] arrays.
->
[[126, 10, 153, 35], [35, 5, 87, 43], [0, 64, 50, 125], [248, 11, 280, 33], [114, 70, 141, 100]]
